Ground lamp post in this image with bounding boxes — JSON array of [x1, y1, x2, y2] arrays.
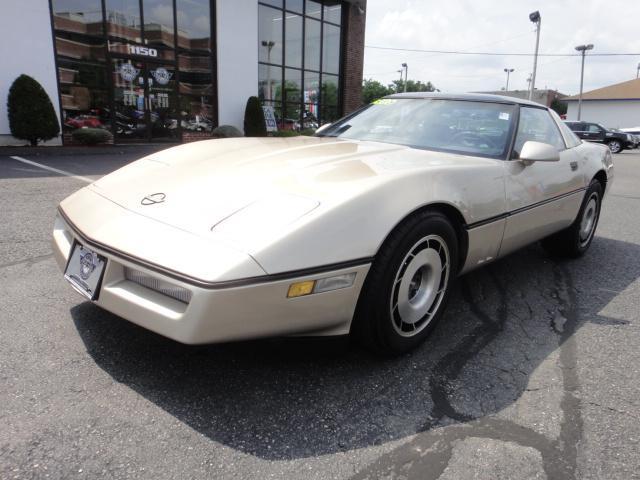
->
[[261, 40, 275, 101], [528, 11, 541, 100], [397, 69, 403, 85], [504, 68, 514, 92], [401, 63, 408, 93], [575, 43, 594, 121]]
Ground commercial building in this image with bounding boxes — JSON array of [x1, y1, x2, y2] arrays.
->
[[478, 89, 568, 109], [0, 0, 366, 145], [564, 78, 640, 128]]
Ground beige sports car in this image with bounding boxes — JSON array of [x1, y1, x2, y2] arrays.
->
[[53, 93, 613, 355]]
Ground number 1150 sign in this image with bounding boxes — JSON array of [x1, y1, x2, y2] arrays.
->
[[128, 45, 158, 57]]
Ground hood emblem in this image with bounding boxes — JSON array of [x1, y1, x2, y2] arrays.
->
[[141, 193, 166, 205]]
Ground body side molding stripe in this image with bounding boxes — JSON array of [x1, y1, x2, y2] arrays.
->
[[465, 187, 587, 230]]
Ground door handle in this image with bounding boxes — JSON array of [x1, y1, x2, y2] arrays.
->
[[570, 161, 578, 171]]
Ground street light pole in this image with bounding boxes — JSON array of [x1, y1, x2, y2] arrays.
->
[[402, 63, 408, 93], [528, 11, 541, 100], [261, 40, 275, 101], [575, 43, 594, 121], [504, 68, 514, 91]]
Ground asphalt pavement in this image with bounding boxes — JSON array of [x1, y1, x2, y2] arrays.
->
[[1, 146, 639, 480]]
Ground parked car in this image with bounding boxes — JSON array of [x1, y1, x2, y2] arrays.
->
[[620, 127, 640, 148], [564, 121, 634, 153], [54, 93, 613, 355]]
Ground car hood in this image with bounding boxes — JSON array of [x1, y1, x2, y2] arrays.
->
[[89, 137, 410, 235]]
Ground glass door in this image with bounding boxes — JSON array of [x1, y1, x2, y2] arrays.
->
[[146, 63, 179, 141], [111, 58, 179, 142]]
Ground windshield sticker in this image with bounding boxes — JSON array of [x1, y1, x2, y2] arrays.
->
[[372, 99, 397, 105], [499, 112, 510, 121]]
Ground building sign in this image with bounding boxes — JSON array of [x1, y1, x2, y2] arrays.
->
[[128, 45, 158, 57], [119, 63, 139, 82], [262, 106, 278, 132], [151, 68, 172, 86]]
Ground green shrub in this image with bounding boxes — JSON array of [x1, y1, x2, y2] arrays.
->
[[211, 125, 243, 138], [270, 130, 300, 137], [7, 74, 60, 146], [243, 96, 266, 137], [71, 127, 113, 145], [300, 128, 316, 136]]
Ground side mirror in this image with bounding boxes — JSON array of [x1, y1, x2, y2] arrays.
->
[[519, 141, 560, 163], [315, 123, 332, 135]]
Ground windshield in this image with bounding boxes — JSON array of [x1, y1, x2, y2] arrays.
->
[[318, 98, 516, 159]]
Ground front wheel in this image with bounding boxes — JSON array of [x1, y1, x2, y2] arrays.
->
[[608, 140, 622, 154], [352, 211, 458, 355], [541, 179, 602, 258]]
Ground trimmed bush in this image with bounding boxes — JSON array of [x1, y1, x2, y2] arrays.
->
[[7, 74, 60, 146], [243, 96, 267, 137], [211, 125, 243, 138], [270, 130, 300, 137], [71, 127, 113, 145]]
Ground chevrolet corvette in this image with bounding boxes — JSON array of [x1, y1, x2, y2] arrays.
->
[[53, 93, 613, 354]]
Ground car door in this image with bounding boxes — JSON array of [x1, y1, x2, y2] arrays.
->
[[499, 106, 585, 257], [587, 123, 607, 143]]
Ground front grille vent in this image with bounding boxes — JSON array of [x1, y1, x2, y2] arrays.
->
[[124, 267, 192, 304]]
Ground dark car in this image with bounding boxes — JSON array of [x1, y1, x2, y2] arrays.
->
[[564, 121, 634, 154]]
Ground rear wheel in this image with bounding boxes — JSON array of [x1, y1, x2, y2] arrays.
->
[[352, 211, 458, 355], [541, 179, 602, 258], [608, 139, 622, 154]]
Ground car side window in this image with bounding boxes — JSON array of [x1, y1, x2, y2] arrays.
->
[[587, 124, 601, 133], [512, 107, 566, 157]]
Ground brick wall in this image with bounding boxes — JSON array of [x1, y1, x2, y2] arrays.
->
[[341, 1, 367, 115]]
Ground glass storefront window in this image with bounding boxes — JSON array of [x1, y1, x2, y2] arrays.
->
[[321, 74, 339, 107], [284, 69, 302, 104], [59, 58, 111, 133], [105, 0, 142, 41], [52, 0, 215, 143], [52, 0, 104, 34], [259, 64, 282, 104], [322, 23, 340, 75], [179, 54, 214, 133], [176, 0, 211, 53], [306, 0, 323, 19], [286, 0, 304, 13], [323, 1, 342, 25], [304, 18, 321, 71], [259, 5, 283, 65], [285, 13, 303, 68], [258, 0, 344, 129], [143, 0, 175, 52]]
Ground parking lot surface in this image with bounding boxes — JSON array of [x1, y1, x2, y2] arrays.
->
[[1, 147, 639, 479]]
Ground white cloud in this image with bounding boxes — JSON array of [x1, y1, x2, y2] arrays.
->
[[364, 0, 640, 95]]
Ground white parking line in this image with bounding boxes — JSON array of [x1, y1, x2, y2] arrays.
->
[[10, 156, 93, 184]]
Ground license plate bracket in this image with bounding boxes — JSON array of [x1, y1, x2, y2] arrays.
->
[[64, 242, 107, 300]]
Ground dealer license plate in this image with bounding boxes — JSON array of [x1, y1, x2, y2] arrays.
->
[[64, 243, 106, 300]]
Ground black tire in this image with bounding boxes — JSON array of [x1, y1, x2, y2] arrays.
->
[[541, 179, 603, 258], [608, 140, 622, 154], [352, 210, 458, 356]]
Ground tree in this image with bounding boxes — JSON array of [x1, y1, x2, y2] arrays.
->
[[243, 96, 266, 137], [7, 74, 60, 146], [550, 98, 567, 116], [361, 78, 392, 104], [389, 79, 437, 94]]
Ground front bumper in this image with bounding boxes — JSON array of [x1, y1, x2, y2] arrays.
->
[[53, 213, 370, 344]]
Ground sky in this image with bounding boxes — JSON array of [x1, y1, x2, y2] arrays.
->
[[363, 0, 640, 96]]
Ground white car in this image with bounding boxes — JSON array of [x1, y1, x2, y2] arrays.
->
[[53, 93, 613, 355]]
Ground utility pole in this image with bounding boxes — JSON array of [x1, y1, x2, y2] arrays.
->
[[528, 11, 541, 100], [575, 44, 594, 121]]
